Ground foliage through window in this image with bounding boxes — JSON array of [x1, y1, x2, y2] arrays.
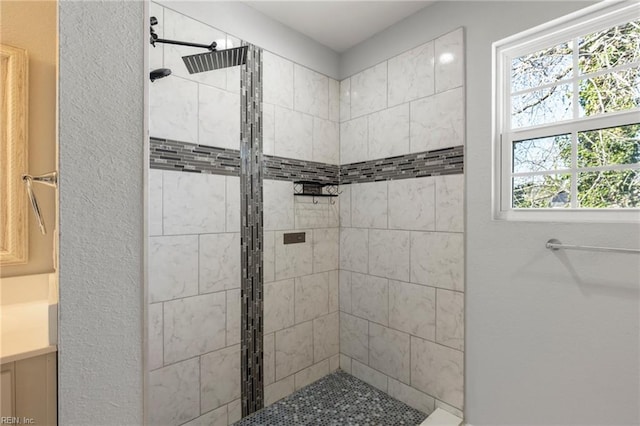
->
[[496, 4, 639, 218]]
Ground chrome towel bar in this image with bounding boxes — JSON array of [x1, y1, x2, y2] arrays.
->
[[546, 239, 640, 255]]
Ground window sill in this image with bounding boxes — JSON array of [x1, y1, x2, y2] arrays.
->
[[494, 208, 640, 224]]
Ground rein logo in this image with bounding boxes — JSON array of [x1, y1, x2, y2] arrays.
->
[[0, 418, 35, 424]]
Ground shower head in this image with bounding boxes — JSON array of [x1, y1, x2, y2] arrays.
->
[[150, 68, 172, 82], [182, 46, 248, 74]]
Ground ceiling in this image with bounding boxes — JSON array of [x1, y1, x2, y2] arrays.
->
[[244, 1, 435, 53]]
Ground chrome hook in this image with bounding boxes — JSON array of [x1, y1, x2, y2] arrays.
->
[[22, 172, 57, 235]]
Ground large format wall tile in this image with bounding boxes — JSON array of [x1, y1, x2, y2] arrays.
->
[[294, 360, 330, 390], [182, 406, 227, 426], [338, 185, 351, 227], [164, 293, 226, 364], [226, 289, 241, 346], [264, 333, 276, 386], [328, 78, 340, 122], [199, 85, 240, 150], [339, 270, 352, 314], [148, 302, 163, 371], [265, 375, 294, 407], [150, 76, 198, 143], [275, 321, 314, 380], [410, 232, 464, 291], [149, 170, 163, 236], [149, 357, 200, 425], [340, 312, 369, 364], [264, 279, 295, 334], [435, 28, 464, 93], [436, 289, 464, 351], [201, 344, 241, 412], [410, 87, 464, 153], [368, 104, 410, 160], [388, 378, 436, 415], [314, 311, 339, 362], [411, 337, 464, 409], [339, 228, 368, 274], [264, 180, 295, 230], [225, 176, 240, 232], [263, 51, 294, 109], [351, 62, 387, 118], [388, 41, 435, 106], [388, 177, 436, 231], [351, 359, 388, 393], [275, 230, 313, 280], [313, 118, 339, 165], [328, 270, 339, 313], [263, 103, 276, 156], [339, 78, 351, 122], [312, 228, 339, 273], [389, 280, 436, 341], [295, 197, 329, 229], [294, 64, 328, 119], [264, 231, 276, 283], [199, 233, 241, 293], [369, 323, 411, 384], [275, 106, 313, 161], [340, 116, 368, 164], [149, 235, 198, 302], [351, 273, 388, 326], [351, 181, 388, 229], [435, 174, 464, 233], [369, 230, 410, 281], [163, 171, 226, 235], [295, 272, 329, 323]]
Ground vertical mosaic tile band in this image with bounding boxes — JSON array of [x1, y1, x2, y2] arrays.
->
[[240, 42, 264, 417]]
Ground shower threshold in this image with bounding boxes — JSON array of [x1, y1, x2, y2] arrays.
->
[[233, 370, 427, 426]]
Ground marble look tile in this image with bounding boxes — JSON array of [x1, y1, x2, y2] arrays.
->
[[264, 279, 295, 334], [149, 3, 164, 69], [275, 230, 313, 280], [225, 176, 240, 232], [328, 197, 340, 228], [275, 106, 313, 161], [351, 360, 388, 393], [351, 62, 387, 118], [340, 313, 368, 364], [199, 85, 240, 150], [182, 406, 227, 426], [313, 118, 339, 165], [312, 228, 339, 273], [294, 64, 328, 119], [369, 230, 410, 282], [338, 185, 352, 227], [264, 180, 294, 230], [295, 272, 329, 323], [436, 289, 464, 351], [388, 41, 435, 107], [411, 337, 464, 409], [351, 181, 388, 229], [340, 354, 352, 373], [329, 354, 340, 372], [329, 78, 340, 122], [410, 232, 464, 291], [314, 311, 339, 362], [435, 28, 464, 93], [263, 103, 276, 156], [339, 78, 351, 122], [275, 321, 314, 380], [226, 289, 241, 346], [148, 302, 163, 371], [339, 270, 352, 313], [265, 375, 294, 407], [351, 273, 388, 326], [369, 323, 411, 384], [163, 9, 226, 88], [388, 177, 436, 231], [340, 116, 368, 164], [328, 270, 339, 313], [295, 197, 329, 229], [368, 104, 410, 160], [295, 359, 330, 390], [149, 235, 198, 302], [150, 76, 198, 143], [227, 400, 242, 424], [435, 175, 464, 233], [201, 345, 241, 412], [149, 357, 200, 425], [389, 280, 436, 341], [264, 231, 276, 283], [164, 293, 226, 364], [149, 170, 163, 236], [264, 51, 294, 109], [199, 233, 241, 293], [163, 171, 225, 235], [264, 333, 276, 386], [339, 228, 368, 274], [225, 35, 242, 94], [388, 378, 436, 415], [410, 87, 464, 153]]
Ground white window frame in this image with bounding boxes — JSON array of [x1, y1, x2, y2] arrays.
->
[[493, 1, 640, 223]]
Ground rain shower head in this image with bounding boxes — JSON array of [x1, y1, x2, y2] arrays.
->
[[182, 46, 248, 74]]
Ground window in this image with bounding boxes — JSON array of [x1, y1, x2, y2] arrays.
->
[[494, 2, 639, 221]]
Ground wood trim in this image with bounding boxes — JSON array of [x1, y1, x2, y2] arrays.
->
[[1, 44, 29, 265]]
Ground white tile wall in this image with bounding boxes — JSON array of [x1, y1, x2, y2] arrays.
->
[[313, 118, 340, 165], [339, 78, 351, 122], [312, 228, 339, 273], [368, 104, 410, 160], [294, 64, 329, 119], [264, 279, 295, 334], [274, 106, 313, 161], [149, 235, 199, 303], [150, 76, 198, 143], [435, 28, 464, 93], [199, 233, 241, 294], [295, 272, 329, 323], [199, 85, 240, 150], [201, 345, 241, 412], [264, 180, 295, 230], [351, 182, 387, 229], [351, 272, 388, 326], [149, 170, 163, 236], [350, 62, 387, 118], [369, 323, 411, 384], [340, 116, 368, 164], [368, 229, 410, 281], [148, 303, 164, 371], [387, 41, 435, 107], [149, 357, 200, 425], [275, 321, 314, 380], [410, 231, 464, 291], [410, 87, 464, 153], [263, 51, 294, 110], [388, 178, 436, 231]]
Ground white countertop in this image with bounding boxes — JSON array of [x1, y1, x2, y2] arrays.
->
[[1, 300, 57, 364]]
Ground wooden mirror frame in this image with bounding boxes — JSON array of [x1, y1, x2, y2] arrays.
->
[[1, 44, 29, 264]]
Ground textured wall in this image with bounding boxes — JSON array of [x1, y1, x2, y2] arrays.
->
[[58, 1, 144, 424]]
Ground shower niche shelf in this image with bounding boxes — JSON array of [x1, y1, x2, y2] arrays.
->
[[293, 181, 339, 203]]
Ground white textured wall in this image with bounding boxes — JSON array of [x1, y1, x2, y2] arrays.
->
[[58, 1, 144, 424]]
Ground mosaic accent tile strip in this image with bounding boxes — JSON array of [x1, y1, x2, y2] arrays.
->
[[240, 43, 264, 417], [263, 155, 339, 185], [232, 370, 428, 426], [339, 145, 464, 185], [150, 137, 240, 176]]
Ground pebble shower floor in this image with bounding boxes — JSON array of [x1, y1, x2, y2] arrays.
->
[[232, 370, 428, 426]]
